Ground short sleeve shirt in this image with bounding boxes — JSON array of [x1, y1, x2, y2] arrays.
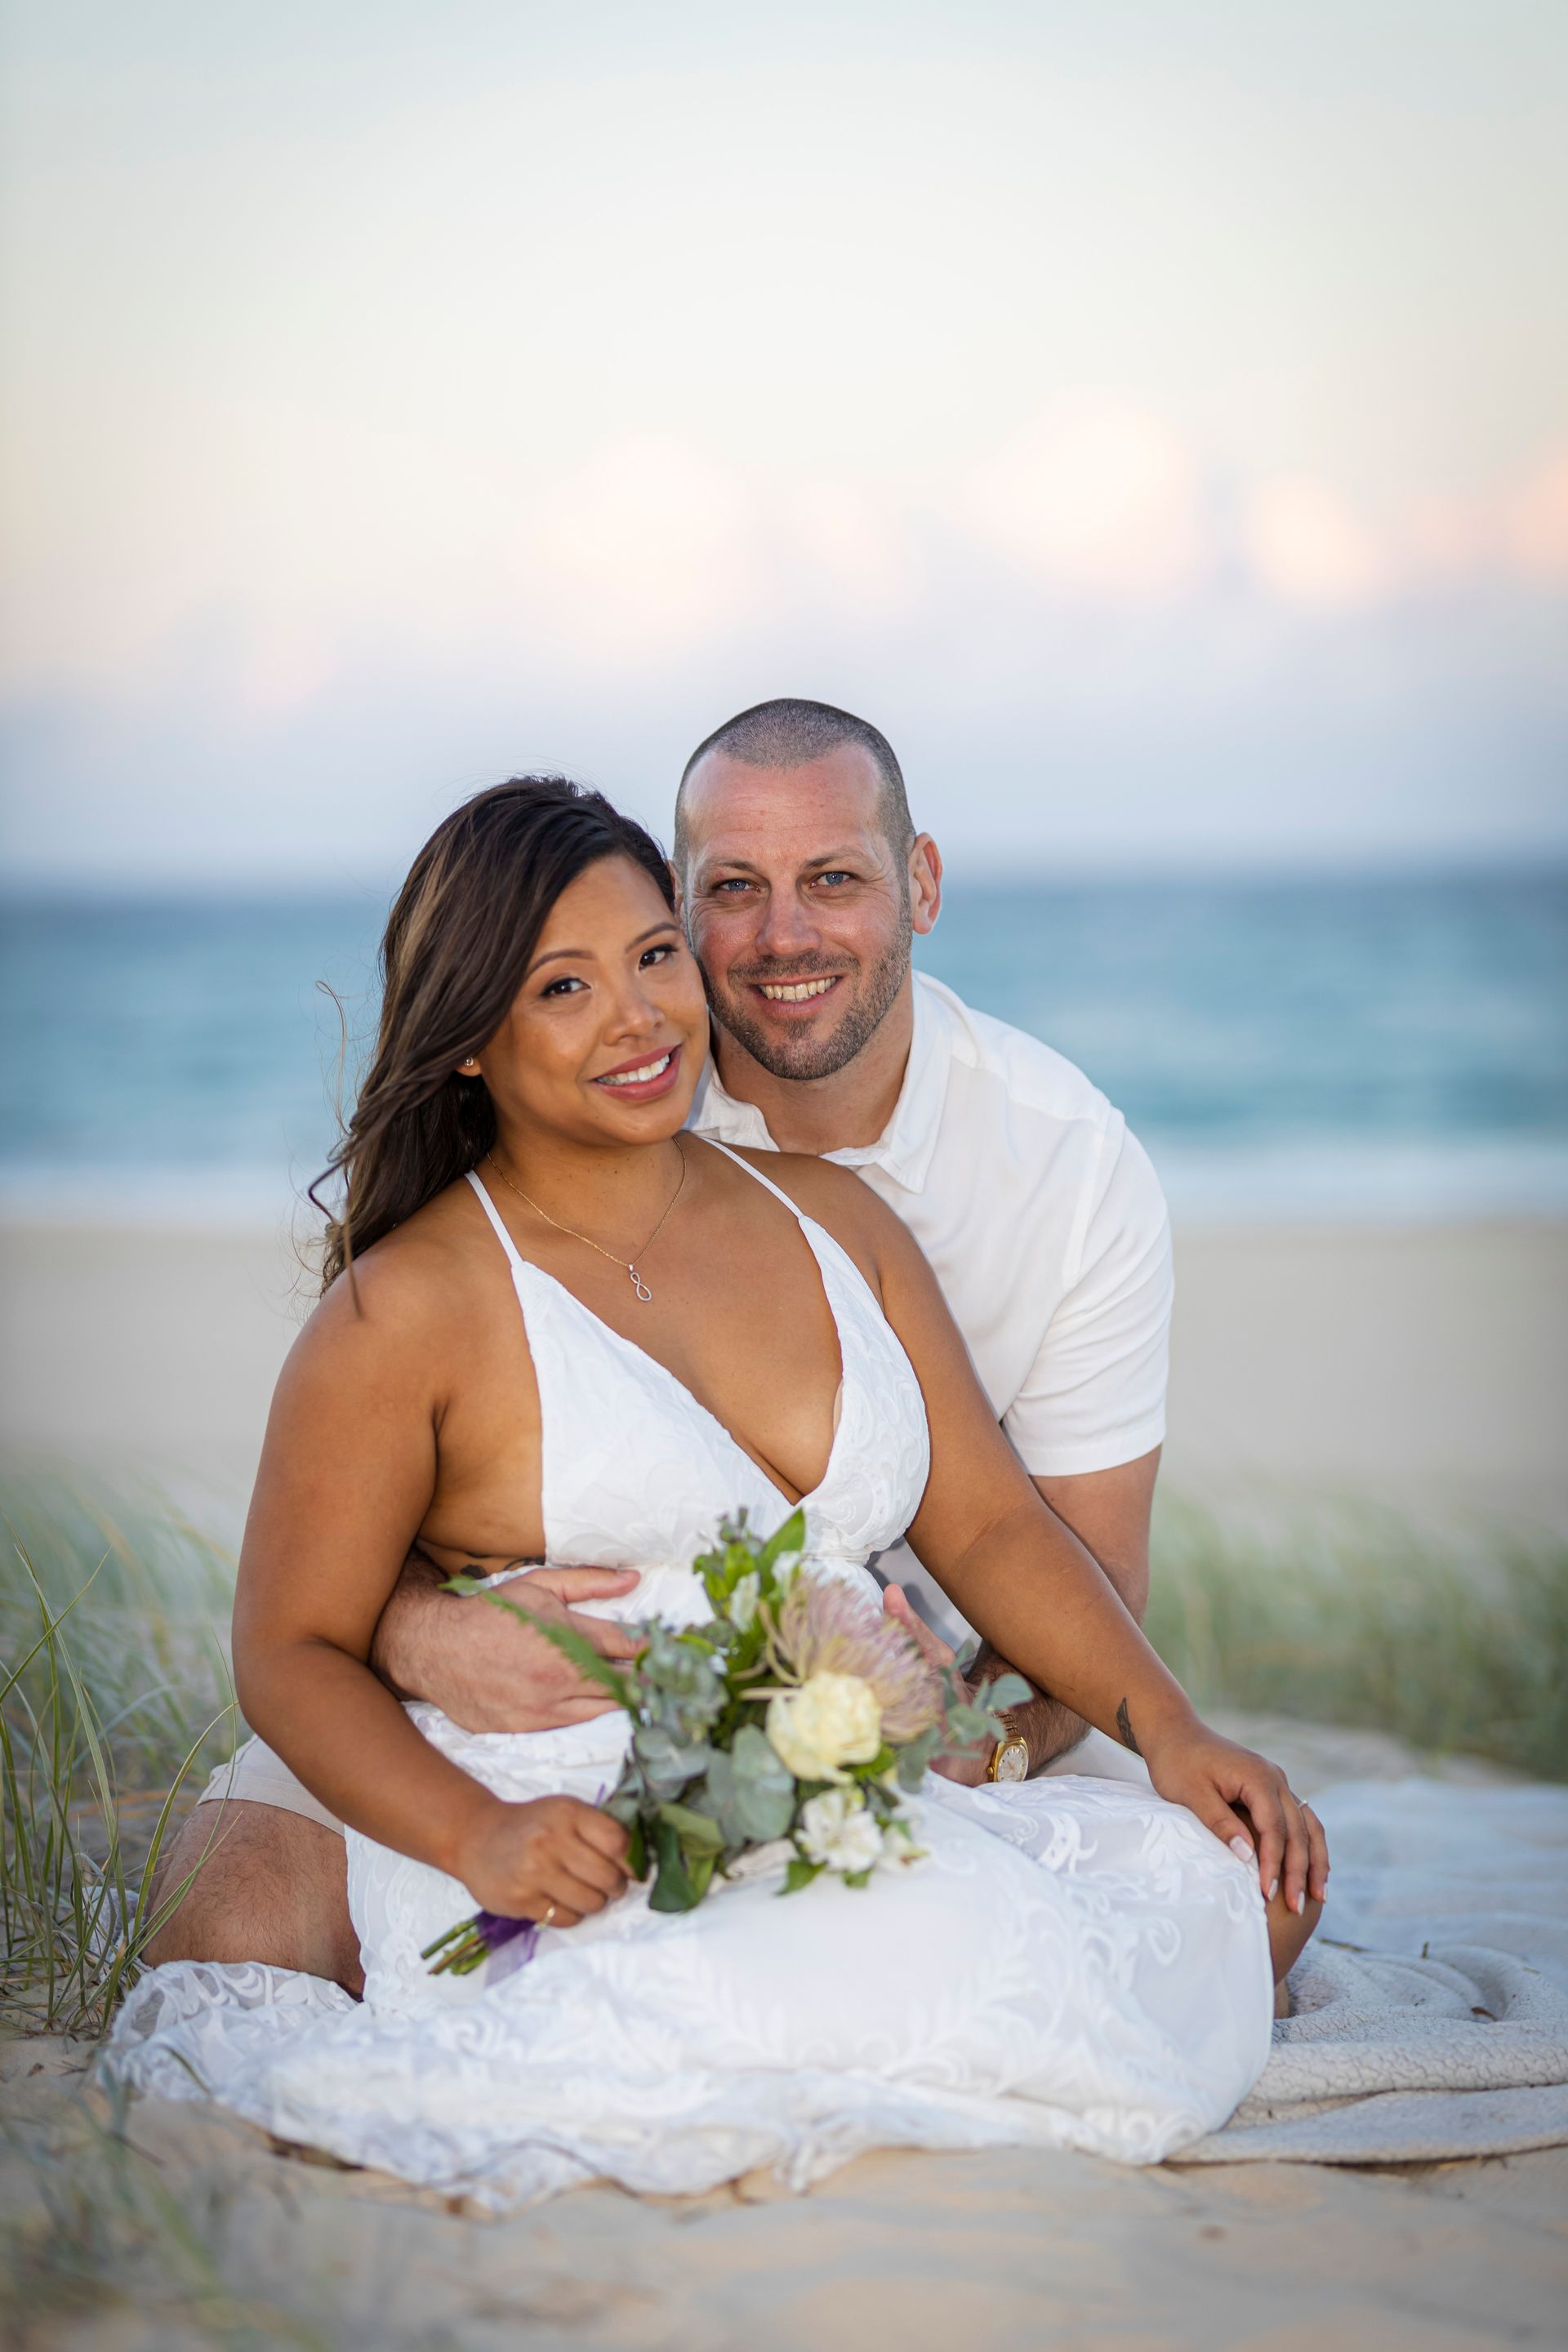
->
[[688, 972, 1172, 1480]]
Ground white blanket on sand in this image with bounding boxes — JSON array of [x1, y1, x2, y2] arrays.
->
[[1174, 1776, 1568, 2164]]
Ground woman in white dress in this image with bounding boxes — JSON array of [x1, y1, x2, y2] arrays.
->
[[109, 778, 1325, 2207]]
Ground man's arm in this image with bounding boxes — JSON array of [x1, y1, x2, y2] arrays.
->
[[371, 1546, 644, 1734]]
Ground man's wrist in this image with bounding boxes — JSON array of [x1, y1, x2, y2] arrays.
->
[[369, 1547, 451, 1703]]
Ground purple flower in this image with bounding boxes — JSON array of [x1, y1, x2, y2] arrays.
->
[[421, 1910, 541, 1980]]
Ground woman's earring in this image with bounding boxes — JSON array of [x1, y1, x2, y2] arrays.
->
[[456, 1058, 481, 1077]]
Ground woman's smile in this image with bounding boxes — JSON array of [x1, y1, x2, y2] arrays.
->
[[590, 1044, 684, 1101]]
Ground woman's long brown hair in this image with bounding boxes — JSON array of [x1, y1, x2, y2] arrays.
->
[[312, 776, 675, 1294]]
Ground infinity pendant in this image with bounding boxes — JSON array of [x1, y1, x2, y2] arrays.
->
[[629, 1266, 653, 1303]]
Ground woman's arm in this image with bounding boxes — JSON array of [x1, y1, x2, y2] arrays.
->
[[779, 1159, 1328, 1916], [232, 1248, 628, 1924]]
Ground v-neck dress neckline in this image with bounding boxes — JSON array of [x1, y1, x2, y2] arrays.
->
[[462, 1147, 922, 1590]]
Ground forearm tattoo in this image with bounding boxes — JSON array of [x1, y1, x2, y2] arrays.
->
[[1116, 1698, 1141, 1756]]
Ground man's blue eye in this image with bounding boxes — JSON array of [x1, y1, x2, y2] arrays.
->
[[816, 871, 853, 886]]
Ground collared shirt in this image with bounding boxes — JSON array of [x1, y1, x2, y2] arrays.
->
[[688, 971, 1173, 1483]]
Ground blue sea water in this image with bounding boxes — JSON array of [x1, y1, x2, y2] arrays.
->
[[2, 873, 1564, 1225]]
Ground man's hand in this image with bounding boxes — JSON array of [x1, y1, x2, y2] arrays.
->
[[371, 1548, 644, 1735], [881, 1584, 1091, 1781], [880, 1586, 991, 1786]]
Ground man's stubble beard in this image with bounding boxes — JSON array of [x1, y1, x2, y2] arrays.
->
[[700, 911, 913, 1084]]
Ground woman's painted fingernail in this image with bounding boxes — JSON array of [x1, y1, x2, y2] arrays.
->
[[1294, 1890, 1306, 1915], [1267, 1878, 1280, 1903], [1228, 1836, 1253, 1864]]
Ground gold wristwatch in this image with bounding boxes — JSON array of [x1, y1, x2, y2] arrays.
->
[[986, 1731, 1030, 1783]]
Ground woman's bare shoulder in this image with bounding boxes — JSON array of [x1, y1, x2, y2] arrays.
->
[[295, 1178, 501, 1361]]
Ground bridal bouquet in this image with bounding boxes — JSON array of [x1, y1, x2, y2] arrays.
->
[[422, 1511, 1027, 1976]]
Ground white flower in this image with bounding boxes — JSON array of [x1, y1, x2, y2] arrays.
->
[[798, 1787, 885, 1875], [766, 1671, 883, 1782], [880, 1812, 925, 1867], [728, 1572, 760, 1633]]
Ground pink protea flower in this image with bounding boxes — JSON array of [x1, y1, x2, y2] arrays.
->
[[771, 1573, 942, 1742]]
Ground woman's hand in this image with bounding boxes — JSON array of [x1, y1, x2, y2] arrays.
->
[[454, 1795, 633, 1927], [1140, 1717, 1330, 1917]]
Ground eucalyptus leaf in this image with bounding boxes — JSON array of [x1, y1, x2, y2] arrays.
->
[[706, 1725, 795, 1843], [634, 1725, 715, 1797], [657, 1801, 725, 1854], [982, 1673, 1032, 1714], [895, 1725, 941, 1790]]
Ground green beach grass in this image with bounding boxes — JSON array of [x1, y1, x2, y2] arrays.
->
[[2, 1471, 237, 2038], [2, 1465, 1565, 2042]]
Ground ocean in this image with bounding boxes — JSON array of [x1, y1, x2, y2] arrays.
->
[[2, 872, 1565, 1227]]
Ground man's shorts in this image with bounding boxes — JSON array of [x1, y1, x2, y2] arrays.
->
[[196, 1735, 343, 1835], [194, 1715, 1151, 1840]]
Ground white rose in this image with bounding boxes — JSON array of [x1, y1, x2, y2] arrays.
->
[[766, 1672, 883, 1782], [798, 1787, 885, 1875]]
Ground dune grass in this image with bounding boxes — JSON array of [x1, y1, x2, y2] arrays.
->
[[1149, 1492, 1568, 1782], [2, 1466, 1565, 2049], [2, 1470, 238, 2038]]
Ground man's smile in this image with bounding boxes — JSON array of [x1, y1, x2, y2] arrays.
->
[[757, 977, 840, 1004]]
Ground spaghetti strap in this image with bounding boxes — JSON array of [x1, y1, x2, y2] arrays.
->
[[465, 1167, 527, 1272], [703, 1138, 809, 1222]]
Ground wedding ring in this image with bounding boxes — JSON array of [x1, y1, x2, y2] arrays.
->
[[541, 1902, 557, 1930]]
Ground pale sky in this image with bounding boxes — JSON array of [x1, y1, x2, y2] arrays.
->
[[2, 0, 1566, 883]]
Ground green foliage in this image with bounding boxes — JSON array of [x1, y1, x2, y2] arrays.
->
[[1147, 1494, 1568, 1780], [702, 1725, 796, 1848], [1, 1469, 238, 2036]]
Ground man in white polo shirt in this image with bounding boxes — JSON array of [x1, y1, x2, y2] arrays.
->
[[146, 698, 1168, 1984], [674, 697, 1170, 1779]]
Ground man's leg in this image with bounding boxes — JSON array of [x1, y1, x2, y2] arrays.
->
[[142, 1799, 363, 1998]]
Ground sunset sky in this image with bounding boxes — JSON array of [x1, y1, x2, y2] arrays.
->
[[2, 1, 1566, 883]]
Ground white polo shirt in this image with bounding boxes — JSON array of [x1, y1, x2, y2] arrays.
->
[[689, 972, 1172, 1638]]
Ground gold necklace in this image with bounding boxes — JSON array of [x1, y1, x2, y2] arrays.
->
[[485, 1143, 687, 1303]]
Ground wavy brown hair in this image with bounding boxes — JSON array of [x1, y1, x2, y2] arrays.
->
[[313, 777, 675, 1293]]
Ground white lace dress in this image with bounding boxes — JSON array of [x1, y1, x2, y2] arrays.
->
[[107, 1153, 1272, 2207]]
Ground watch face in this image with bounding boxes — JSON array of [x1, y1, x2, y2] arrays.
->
[[994, 1740, 1028, 1783]]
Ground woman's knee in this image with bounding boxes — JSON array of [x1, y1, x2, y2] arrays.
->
[[1264, 1881, 1323, 1991]]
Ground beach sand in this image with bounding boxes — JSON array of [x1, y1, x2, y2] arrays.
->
[[4, 1218, 1567, 2345], [3, 1216, 1566, 1526], [3, 1713, 1561, 2352]]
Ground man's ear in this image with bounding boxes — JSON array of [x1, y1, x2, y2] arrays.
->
[[666, 858, 684, 918], [910, 834, 942, 937]]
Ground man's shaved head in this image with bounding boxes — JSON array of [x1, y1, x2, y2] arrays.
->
[[675, 697, 914, 870]]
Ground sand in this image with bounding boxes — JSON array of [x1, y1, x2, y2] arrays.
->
[[4, 1715, 1563, 2351], [4, 1221, 1568, 2343], [3, 1216, 1566, 1527]]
